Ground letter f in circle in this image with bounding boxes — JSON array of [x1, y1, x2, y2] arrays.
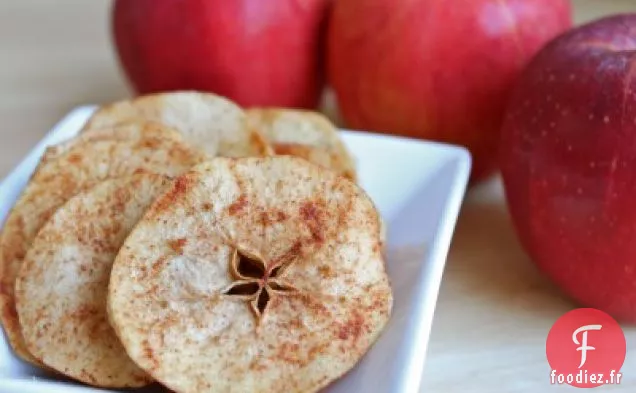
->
[[573, 324, 602, 369]]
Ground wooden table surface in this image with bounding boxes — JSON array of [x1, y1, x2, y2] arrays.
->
[[1, 1, 635, 392]]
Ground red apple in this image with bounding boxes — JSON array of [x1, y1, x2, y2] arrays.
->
[[327, 0, 572, 182], [501, 14, 636, 321], [112, 0, 329, 109]]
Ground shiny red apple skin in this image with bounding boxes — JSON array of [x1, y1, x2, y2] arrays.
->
[[501, 14, 636, 321], [112, 0, 329, 109], [327, 0, 571, 182]]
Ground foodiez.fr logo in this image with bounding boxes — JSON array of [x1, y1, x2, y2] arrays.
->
[[546, 308, 626, 388]]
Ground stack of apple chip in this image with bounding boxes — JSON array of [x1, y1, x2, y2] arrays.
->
[[0, 91, 392, 393]]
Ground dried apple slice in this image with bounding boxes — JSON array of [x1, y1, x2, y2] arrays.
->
[[15, 175, 173, 387], [39, 121, 185, 165], [247, 108, 357, 181], [0, 127, 207, 366], [84, 91, 273, 157], [108, 156, 392, 393]]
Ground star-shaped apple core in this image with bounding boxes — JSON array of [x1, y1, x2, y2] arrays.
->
[[222, 249, 296, 321]]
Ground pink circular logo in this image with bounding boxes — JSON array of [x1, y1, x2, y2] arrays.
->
[[546, 308, 626, 388]]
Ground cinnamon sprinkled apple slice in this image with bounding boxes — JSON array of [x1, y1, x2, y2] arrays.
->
[[108, 156, 392, 393], [84, 91, 273, 158]]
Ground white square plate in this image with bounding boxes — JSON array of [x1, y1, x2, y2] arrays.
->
[[0, 106, 471, 393]]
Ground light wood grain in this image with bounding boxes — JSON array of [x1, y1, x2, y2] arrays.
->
[[0, 0, 128, 179], [0, 1, 634, 392]]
